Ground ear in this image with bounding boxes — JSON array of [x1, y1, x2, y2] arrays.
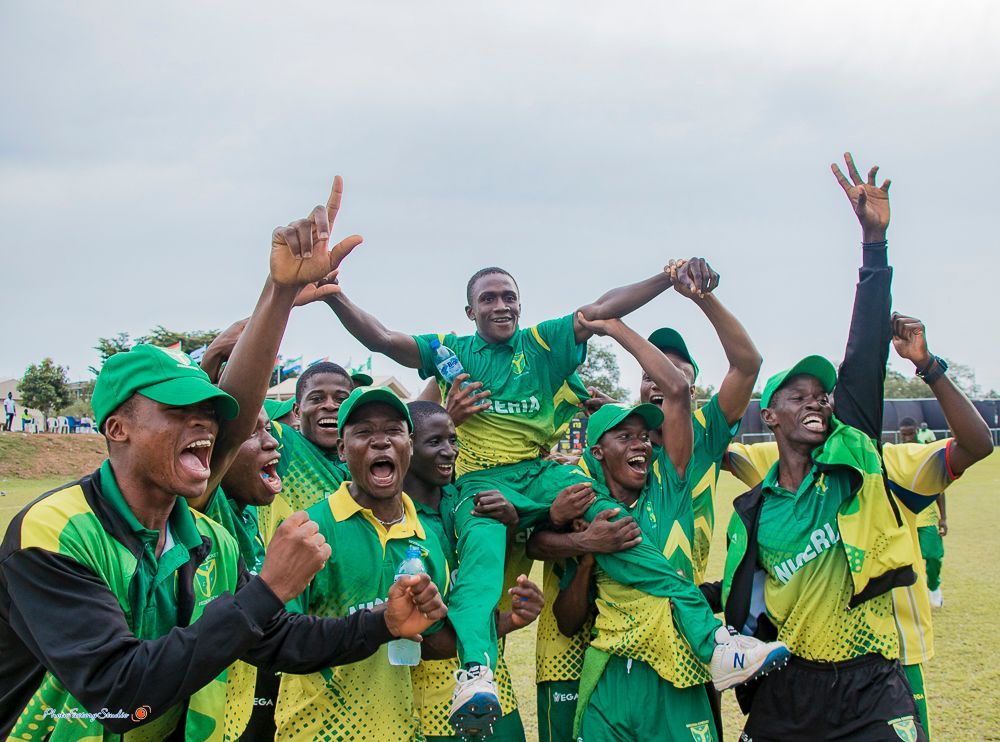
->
[[465, 305, 475, 322], [590, 444, 604, 462], [293, 402, 301, 416], [337, 436, 347, 462], [760, 406, 777, 428], [103, 413, 130, 444]]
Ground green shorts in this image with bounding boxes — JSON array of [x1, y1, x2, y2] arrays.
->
[[447, 458, 588, 667], [537, 680, 580, 742], [578, 655, 716, 741]]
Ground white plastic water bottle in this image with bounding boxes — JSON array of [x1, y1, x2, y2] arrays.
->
[[388, 545, 426, 666], [430, 338, 471, 390]]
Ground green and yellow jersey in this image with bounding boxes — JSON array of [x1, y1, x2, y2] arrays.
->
[[276, 483, 450, 741], [4, 462, 242, 741], [534, 560, 591, 685], [413, 315, 586, 476], [727, 438, 957, 665], [410, 488, 521, 738], [579, 449, 711, 688], [756, 463, 899, 662], [257, 421, 349, 545], [687, 395, 740, 584]]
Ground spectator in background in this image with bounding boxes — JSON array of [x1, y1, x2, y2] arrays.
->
[[19, 409, 33, 433], [3, 392, 14, 431], [917, 421, 937, 444]]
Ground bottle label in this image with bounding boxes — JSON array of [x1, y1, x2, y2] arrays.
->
[[436, 356, 463, 381]]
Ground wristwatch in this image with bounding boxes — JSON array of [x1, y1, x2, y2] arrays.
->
[[916, 355, 948, 385]]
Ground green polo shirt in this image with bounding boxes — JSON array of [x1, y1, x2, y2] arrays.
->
[[757, 462, 899, 662], [202, 486, 266, 574], [413, 315, 586, 476], [687, 395, 740, 584], [258, 421, 350, 544], [276, 483, 450, 741]]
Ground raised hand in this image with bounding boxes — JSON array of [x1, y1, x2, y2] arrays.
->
[[508, 575, 544, 629], [271, 176, 364, 288], [549, 482, 597, 527], [891, 312, 932, 368], [831, 152, 891, 242], [575, 312, 623, 338], [293, 270, 341, 307], [384, 572, 448, 640], [669, 258, 719, 299], [259, 511, 332, 603], [445, 373, 492, 425]]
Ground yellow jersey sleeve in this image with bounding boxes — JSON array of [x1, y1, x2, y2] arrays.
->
[[881, 439, 956, 496], [724, 441, 779, 488]]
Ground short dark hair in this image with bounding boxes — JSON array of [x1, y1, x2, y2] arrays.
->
[[899, 417, 917, 428], [466, 267, 518, 306], [407, 400, 449, 433], [295, 362, 351, 402]]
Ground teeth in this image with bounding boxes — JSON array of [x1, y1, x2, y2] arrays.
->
[[263, 458, 279, 467], [186, 440, 211, 449], [317, 418, 337, 426], [627, 456, 645, 464]]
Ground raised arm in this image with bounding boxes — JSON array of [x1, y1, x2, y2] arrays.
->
[[577, 314, 693, 477], [321, 290, 422, 368], [891, 313, 994, 475], [207, 177, 363, 494], [670, 259, 761, 426], [830, 152, 893, 439], [572, 269, 675, 343]]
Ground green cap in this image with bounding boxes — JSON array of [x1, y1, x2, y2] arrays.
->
[[760, 355, 838, 409], [350, 372, 374, 388], [647, 328, 699, 382], [586, 402, 664, 446], [92, 344, 240, 429], [337, 386, 413, 435], [263, 398, 295, 421]]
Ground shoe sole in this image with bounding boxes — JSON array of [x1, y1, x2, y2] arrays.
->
[[713, 645, 791, 692], [449, 693, 501, 738]]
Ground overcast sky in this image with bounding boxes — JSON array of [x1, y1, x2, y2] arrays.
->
[[2, 1, 998, 399]]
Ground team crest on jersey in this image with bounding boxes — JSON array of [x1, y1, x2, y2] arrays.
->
[[196, 557, 218, 596], [888, 716, 918, 742], [510, 352, 528, 375], [687, 720, 713, 741]]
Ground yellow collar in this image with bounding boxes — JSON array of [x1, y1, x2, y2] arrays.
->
[[329, 482, 426, 546]]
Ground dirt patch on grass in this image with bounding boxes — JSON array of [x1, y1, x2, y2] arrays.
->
[[0, 433, 107, 479]]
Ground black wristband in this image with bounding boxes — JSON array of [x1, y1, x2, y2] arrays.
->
[[916, 355, 948, 385], [862, 240, 888, 249]]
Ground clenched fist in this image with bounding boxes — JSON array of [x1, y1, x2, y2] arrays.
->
[[384, 573, 448, 640], [259, 511, 331, 603]]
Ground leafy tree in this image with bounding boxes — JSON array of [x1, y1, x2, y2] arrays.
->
[[91, 332, 133, 374], [138, 325, 220, 354], [694, 383, 716, 404], [884, 369, 928, 399], [578, 340, 629, 403], [18, 359, 72, 419]]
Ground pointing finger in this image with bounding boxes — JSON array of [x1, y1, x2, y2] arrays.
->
[[326, 175, 344, 225], [844, 152, 863, 185]]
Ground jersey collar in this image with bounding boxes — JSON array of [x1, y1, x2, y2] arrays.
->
[[471, 327, 519, 352], [329, 481, 426, 544]]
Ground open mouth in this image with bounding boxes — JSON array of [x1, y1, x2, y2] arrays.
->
[[370, 457, 397, 487], [491, 316, 513, 325], [179, 438, 212, 478], [802, 413, 827, 433], [649, 394, 664, 406], [626, 454, 648, 475], [316, 416, 338, 432], [259, 457, 282, 494], [436, 462, 454, 477]]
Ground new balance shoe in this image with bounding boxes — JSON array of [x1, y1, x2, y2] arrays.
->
[[449, 663, 500, 738], [710, 626, 790, 691], [929, 588, 943, 608]]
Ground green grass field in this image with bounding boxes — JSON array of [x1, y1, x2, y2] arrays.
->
[[3, 450, 999, 739]]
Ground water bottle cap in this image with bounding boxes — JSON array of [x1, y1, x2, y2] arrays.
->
[[429, 338, 441, 349]]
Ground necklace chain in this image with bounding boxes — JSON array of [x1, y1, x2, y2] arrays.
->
[[374, 507, 405, 527]]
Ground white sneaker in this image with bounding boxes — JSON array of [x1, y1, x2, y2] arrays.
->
[[449, 663, 500, 738], [710, 626, 790, 691], [929, 588, 943, 609]]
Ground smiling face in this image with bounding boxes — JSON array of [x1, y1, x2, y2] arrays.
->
[[591, 415, 653, 496], [639, 350, 696, 407], [338, 402, 412, 502], [221, 409, 282, 507], [408, 413, 458, 487], [761, 374, 832, 448], [296, 372, 353, 452], [465, 273, 521, 344], [105, 394, 219, 500]]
